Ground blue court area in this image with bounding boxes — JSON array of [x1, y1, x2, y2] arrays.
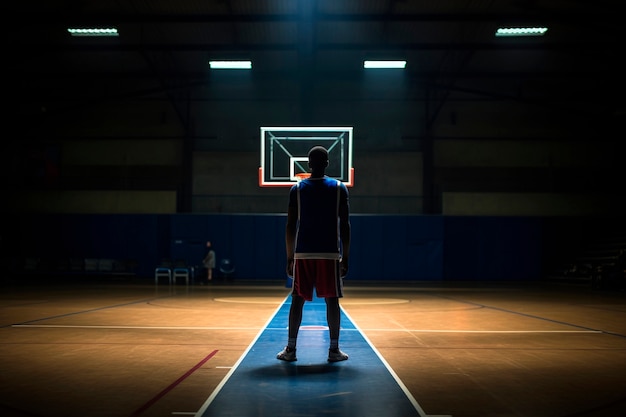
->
[[195, 294, 428, 417]]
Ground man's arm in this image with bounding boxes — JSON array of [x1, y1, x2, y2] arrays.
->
[[285, 203, 298, 277], [339, 187, 351, 277]]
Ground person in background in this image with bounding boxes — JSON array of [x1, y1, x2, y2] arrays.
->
[[203, 241, 216, 282]]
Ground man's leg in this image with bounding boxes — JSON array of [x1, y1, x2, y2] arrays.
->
[[325, 296, 340, 343], [326, 297, 348, 361], [277, 294, 305, 361], [288, 294, 305, 342]]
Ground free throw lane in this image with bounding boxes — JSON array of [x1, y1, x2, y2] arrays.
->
[[195, 293, 431, 417]]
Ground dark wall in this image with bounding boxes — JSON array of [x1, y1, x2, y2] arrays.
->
[[443, 216, 543, 280], [6, 214, 547, 282]]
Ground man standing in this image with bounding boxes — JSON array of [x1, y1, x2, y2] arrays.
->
[[277, 146, 351, 362], [203, 241, 215, 282]]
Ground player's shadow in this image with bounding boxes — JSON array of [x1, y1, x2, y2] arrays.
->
[[247, 362, 356, 379]]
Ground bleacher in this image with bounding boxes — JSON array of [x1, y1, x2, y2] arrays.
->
[[547, 229, 626, 290]]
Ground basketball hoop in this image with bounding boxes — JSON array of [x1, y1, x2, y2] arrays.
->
[[294, 172, 311, 182]]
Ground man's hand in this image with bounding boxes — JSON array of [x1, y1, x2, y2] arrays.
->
[[286, 258, 294, 278], [340, 259, 348, 278]]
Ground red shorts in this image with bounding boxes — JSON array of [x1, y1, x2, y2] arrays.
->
[[292, 259, 343, 301]]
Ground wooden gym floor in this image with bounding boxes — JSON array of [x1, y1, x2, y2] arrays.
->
[[1, 279, 625, 417]]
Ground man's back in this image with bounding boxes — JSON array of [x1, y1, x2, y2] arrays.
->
[[292, 177, 346, 257]]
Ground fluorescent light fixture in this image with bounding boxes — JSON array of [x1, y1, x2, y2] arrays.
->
[[209, 60, 252, 70], [495, 27, 548, 37], [364, 60, 407, 69], [67, 28, 119, 37]]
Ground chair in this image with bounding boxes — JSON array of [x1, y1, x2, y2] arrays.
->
[[98, 258, 114, 273], [219, 259, 235, 280], [84, 258, 99, 273], [23, 257, 40, 273], [155, 267, 171, 284], [172, 260, 190, 286], [69, 258, 84, 273], [155, 258, 172, 285]]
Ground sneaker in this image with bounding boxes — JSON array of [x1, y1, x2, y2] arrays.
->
[[328, 348, 349, 362], [276, 346, 297, 362]]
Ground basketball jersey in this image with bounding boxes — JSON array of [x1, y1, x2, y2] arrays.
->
[[289, 176, 348, 259]]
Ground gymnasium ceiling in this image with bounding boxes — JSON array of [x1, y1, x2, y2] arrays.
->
[[7, 0, 625, 126]]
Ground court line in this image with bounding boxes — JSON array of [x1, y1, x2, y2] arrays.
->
[[192, 296, 288, 417], [11, 325, 270, 330], [190, 295, 445, 417], [11, 324, 602, 333], [340, 306, 451, 417], [129, 349, 218, 417], [343, 329, 602, 333], [3, 295, 177, 328], [434, 295, 626, 338]]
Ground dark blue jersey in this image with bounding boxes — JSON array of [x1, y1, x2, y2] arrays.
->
[[289, 176, 349, 259]]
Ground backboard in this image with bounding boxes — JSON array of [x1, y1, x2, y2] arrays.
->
[[259, 126, 354, 187]]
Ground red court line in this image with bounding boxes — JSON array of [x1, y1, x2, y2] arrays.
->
[[130, 350, 219, 417]]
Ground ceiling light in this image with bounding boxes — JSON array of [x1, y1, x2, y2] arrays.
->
[[495, 27, 548, 37], [364, 60, 407, 69], [209, 61, 252, 70], [67, 28, 119, 37]]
